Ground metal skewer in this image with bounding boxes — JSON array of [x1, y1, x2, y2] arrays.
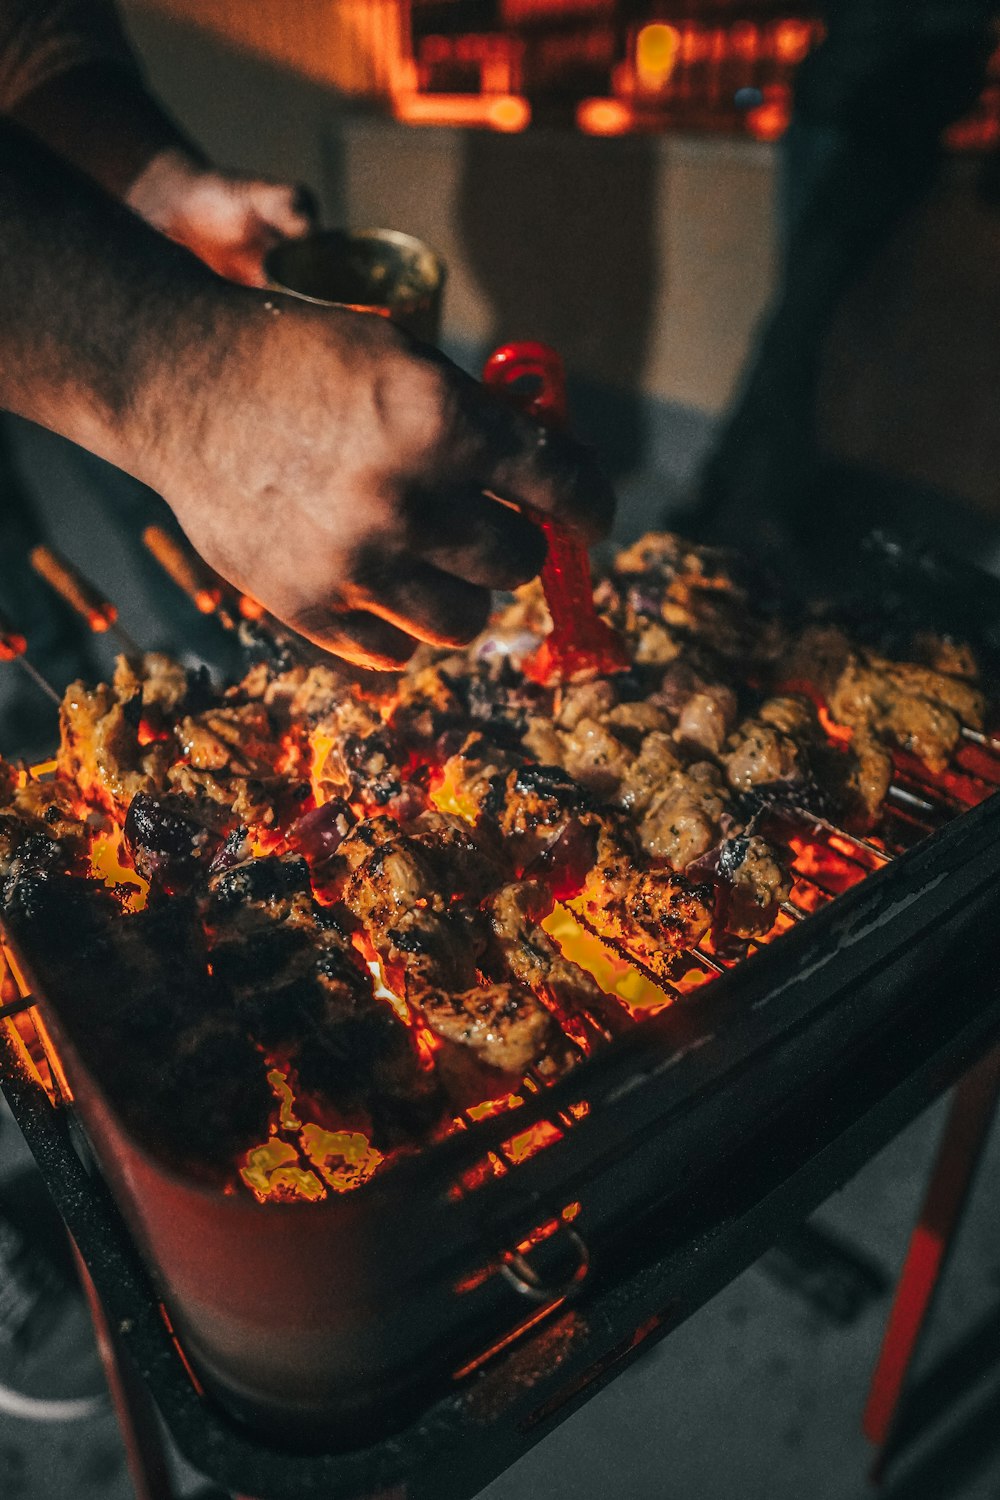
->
[[960, 725, 1000, 754], [142, 526, 238, 632], [30, 545, 141, 658], [0, 612, 60, 704]]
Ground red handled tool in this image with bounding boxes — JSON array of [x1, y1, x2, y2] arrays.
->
[[482, 342, 629, 685]]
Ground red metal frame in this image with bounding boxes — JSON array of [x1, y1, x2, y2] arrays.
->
[[862, 1042, 1000, 1477]]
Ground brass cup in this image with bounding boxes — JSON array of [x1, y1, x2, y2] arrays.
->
[[264, 228, 447, 344]]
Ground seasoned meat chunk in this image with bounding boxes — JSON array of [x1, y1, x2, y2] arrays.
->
[[639, 762, 730, 869], [615, 732, 683, 815], [559, 718, 634, 798], [717, 835, 791, 939], [675, 688, 737, 756]]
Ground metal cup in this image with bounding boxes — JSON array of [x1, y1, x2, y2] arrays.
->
[[264, 228, 446, 343]]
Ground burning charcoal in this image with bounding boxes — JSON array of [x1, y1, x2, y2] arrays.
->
[[123, 792, 215, 888]]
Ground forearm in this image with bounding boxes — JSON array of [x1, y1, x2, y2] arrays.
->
[[9, 60, 202, 200], [0, 118, 236, 478]]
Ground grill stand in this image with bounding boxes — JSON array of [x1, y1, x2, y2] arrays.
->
[[3, 902, 1000, 1500], [71, 1238, 178, 1500], [862, 1042, 1000, 1480]]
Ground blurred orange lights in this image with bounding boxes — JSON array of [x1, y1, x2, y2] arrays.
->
[[577, 97, 632, 135], [635, 22, 680, 91], [773, 18, 814, 63], [489, 94, 532, 131], [746, 86, 791, 141], [394, 90, 530, 130]]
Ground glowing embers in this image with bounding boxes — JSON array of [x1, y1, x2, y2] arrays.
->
[[543, 902, 675, 1017], [308, 725, 338, 809], [239, 1067, 384, 1204], [428, 758, 479, 823], [89, 828, 149, 912]]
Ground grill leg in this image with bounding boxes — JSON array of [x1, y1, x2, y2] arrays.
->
[[70, 1239, 178, 1500], [862, 1042, 1000, 1478]]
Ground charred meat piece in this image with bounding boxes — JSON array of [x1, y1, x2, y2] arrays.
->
[[123, 792, 217, 889], [576, 844, 713, 977], [112, 653, 192, 720], [716, 835, 791, 939], [338, 825, 483, 994], [334, 817, 560, 1076], [417, 983, 557, 1078], [483, 761, 593, 869], [177, 703, 282, 778], [202, 852, 442, 1143], [59, 679, 169, 809]]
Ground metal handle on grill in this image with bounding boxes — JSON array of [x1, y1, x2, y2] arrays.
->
[[482, 341, 628, 684], [499, 1223, 590, 1303]]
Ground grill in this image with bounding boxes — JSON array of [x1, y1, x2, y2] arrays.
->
[[2, 509, 1000, 1497]]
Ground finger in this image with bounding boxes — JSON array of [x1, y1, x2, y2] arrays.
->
[[287, 605, 417, 671], [411, 489, 547, 590], [245, 181, 316, 238], [348, 553, 491, 647], [458, 390, 617, 543]]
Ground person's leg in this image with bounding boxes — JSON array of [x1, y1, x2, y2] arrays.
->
[[692, 2, 995, 578]]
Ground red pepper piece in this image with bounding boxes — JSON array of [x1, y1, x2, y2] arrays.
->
[[482, 342, 629, 684]]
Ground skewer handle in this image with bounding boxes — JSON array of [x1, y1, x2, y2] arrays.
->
[[0, 607, 60, 703], [0, 609, 27, 663], [142, 526, 222, 616], [482, 342, 629, 683], [30, 545, 117, 634]]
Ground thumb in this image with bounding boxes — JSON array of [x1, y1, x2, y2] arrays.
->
[[243, 181, 316, 238]]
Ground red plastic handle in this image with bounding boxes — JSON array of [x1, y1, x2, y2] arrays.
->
[[482, 342, 628, 684]]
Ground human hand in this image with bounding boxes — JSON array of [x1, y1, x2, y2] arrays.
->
[[138, 293, 615, 669], [126, 148, 314, 286]]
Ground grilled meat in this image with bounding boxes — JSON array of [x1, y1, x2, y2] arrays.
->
[[785, 627, 985, 775], [827, 655, 983, 774], [335, 816, 558, 1074], [417, 982, 557, 1078], [12, 529, 990, 1189], [722, 697, 816, 793], [575, 821, 713, 976], [639, 761, 730, 868], [202, 852, 442, 1142], [716, 835, 792, 940]]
